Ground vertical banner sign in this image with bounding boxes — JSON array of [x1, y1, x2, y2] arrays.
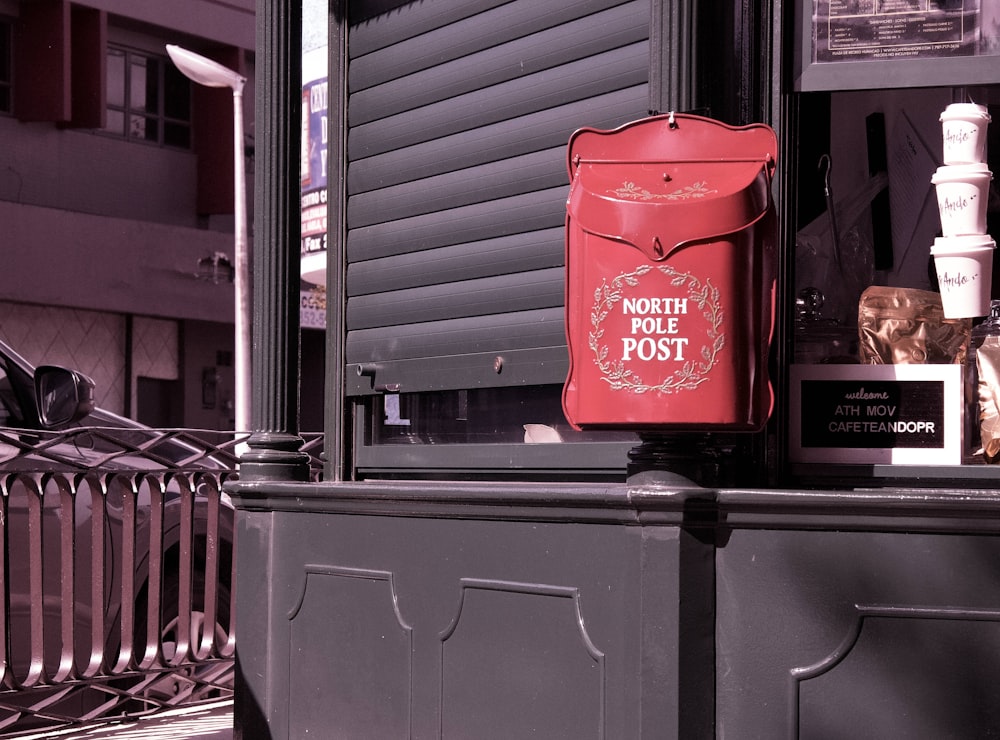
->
[[301, 47, 328, 263], [300, 41, 328, 325]]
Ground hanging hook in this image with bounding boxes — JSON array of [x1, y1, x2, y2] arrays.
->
[[818, 154, 843, 274], [667, 111, 678, 129], [818, 154, 833, 198]]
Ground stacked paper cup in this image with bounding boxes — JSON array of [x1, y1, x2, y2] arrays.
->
[[931, 103, 994, 319]]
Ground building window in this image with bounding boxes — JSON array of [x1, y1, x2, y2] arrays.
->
[[0, 19, 11, 114], [105, 46, 191, 147]]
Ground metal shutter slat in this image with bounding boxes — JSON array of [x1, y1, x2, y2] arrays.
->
[[348, 148, 565, 228], [346, 308, 566, 364], [347, 187, 566, 262], [348, 268, 564, 330], [347, 228, 564, 296]]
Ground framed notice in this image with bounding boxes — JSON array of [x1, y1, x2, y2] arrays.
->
[[795, 1, 1000, 91], [789, 364, 962, 465]]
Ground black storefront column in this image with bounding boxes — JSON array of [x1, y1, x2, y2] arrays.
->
[[229, 0, 309, 737], [240, 0, 309, 485]]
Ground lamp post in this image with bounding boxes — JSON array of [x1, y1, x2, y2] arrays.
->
[[166, 44, 250, 435]]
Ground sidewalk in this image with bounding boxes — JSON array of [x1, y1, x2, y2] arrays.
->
[[6, 699, 233, 740]]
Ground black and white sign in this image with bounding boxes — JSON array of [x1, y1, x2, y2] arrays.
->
[[790, 364, 962, 465]]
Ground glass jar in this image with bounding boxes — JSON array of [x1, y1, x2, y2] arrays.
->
[[965, 300, 1000, 462]]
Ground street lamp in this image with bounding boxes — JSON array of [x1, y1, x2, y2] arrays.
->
[[166, 44, 250, 435]]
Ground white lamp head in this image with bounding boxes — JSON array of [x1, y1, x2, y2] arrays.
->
[[166, 44, 245, 92]]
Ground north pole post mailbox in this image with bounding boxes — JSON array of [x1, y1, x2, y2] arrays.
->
[[563, 113, 779, 430]]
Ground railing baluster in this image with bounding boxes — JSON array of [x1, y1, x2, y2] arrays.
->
[[49, 473, 77, 684], [0, 475, 11, 692], [81, 474, 107, 679], [22, 474, 45, 688], [195, 473, 220, 661], [113, 473, 139, 675], [140, 475, 165, 672], [169, 472, 195, 668]]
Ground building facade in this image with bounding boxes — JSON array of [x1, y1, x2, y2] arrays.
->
[[0, 0, 256, 429], [232, 0, 1000, 737]]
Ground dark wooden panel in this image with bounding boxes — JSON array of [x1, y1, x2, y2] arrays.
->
[[440, 581, 605, 738], [255, 504, 656, 738], [797, 610, 1000, 737], [287, 566, 412, 738], [716, 528, 1000, 738]]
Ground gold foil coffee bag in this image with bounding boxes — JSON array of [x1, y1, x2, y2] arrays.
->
[[858, 286, 971, 365]]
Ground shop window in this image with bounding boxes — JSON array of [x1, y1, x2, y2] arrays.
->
[[784, 0, 1000, 485], [104, 46, 191, 148]]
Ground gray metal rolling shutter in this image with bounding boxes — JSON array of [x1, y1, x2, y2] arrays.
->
[[344, 0, 651, 396]]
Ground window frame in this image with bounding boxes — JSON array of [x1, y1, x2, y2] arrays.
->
[[103, 44, 191, 149]]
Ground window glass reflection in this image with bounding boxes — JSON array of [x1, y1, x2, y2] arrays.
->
[[369, 386, 637, 445]]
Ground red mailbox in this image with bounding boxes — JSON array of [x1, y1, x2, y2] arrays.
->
[[562, 113, 778, 431]]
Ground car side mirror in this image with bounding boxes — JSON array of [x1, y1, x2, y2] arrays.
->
[[34, 365, 96, 428]]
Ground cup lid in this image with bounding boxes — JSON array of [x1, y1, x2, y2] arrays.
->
[[931, 163, 993, 182], [940, 103, 991, 122], [932, 234, 996, 253]]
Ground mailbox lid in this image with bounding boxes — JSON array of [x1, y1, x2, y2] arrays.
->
[[567, 159, 773, 260], [567, 113, 778, 260]]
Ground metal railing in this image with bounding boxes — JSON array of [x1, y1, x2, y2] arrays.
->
[[0, 427, 322, 736]]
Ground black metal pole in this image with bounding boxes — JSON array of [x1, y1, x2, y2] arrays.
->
[[241, 0, 310, 483], [232, 2, 308, 737]]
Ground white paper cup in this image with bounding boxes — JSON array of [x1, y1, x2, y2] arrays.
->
[[931, 234, 996, 318], [941, 103, 991, 164], [932, 163, 992, 236]]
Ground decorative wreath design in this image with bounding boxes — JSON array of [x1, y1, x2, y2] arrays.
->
[[589, 264, 725, 394]]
